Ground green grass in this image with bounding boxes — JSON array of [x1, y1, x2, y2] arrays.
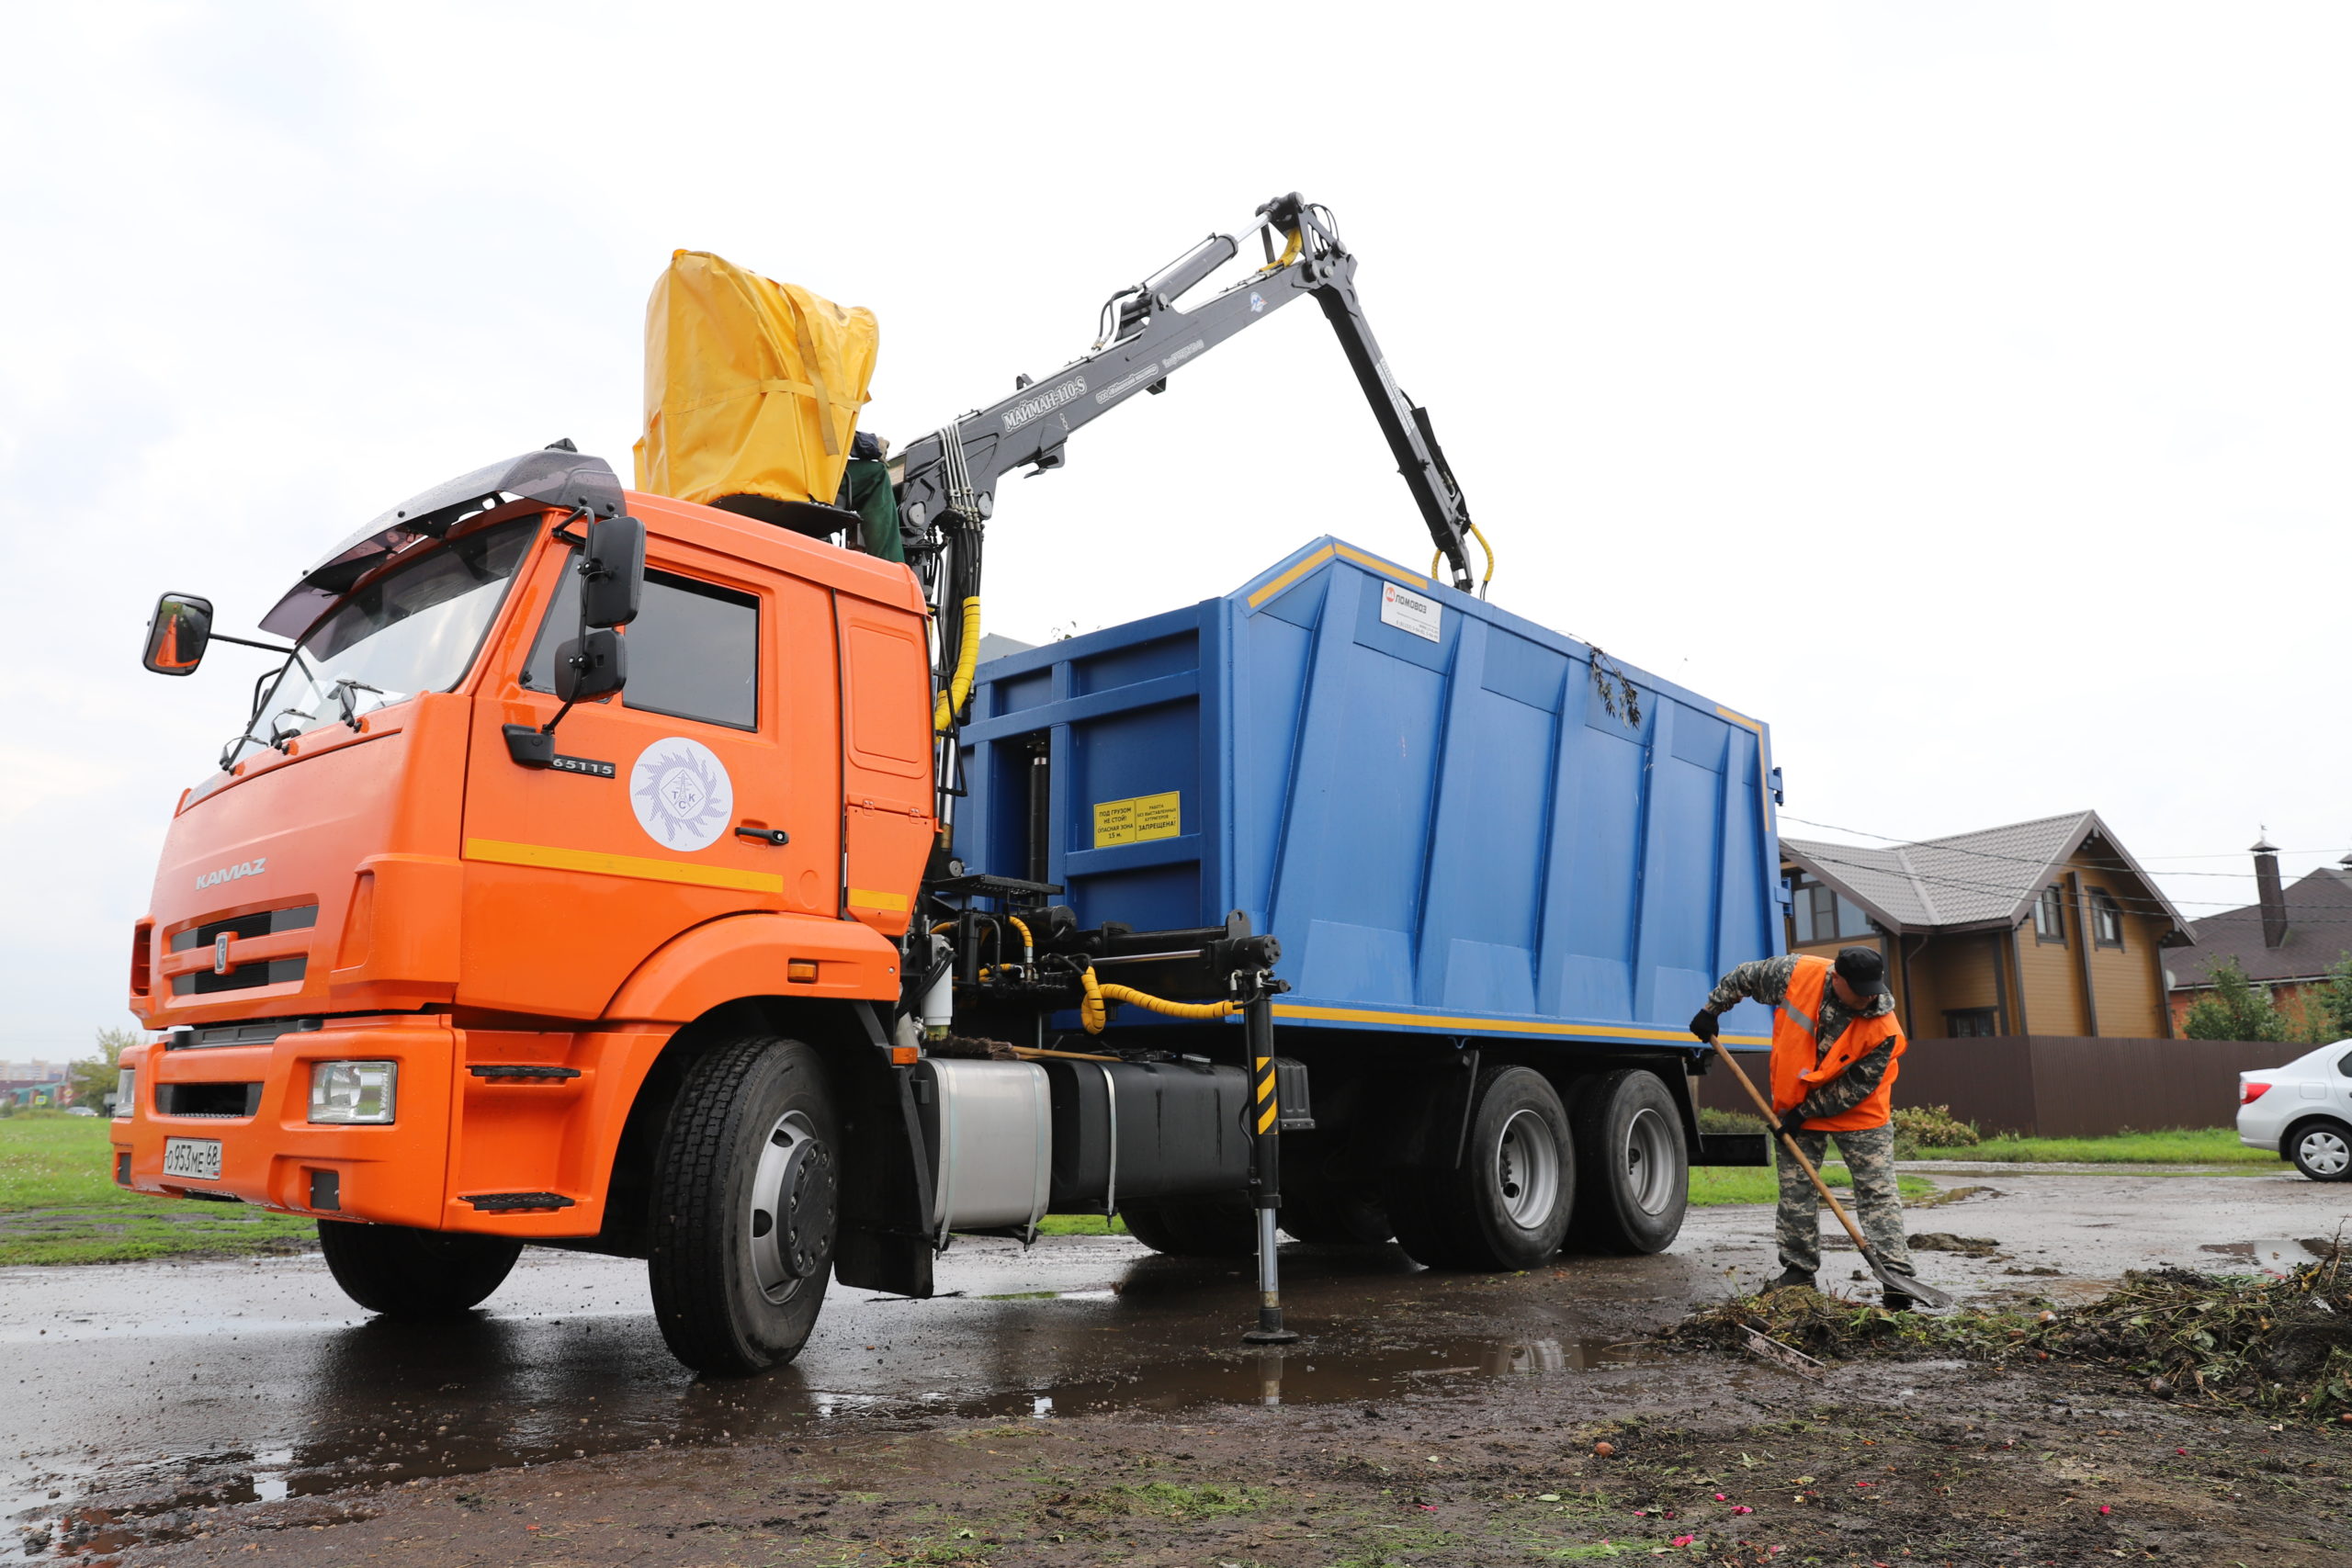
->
[[0, 1111, 315, 1265], [1906, 1126, 2275, 1164], [1688, 1165, 1938, 1206], [1035, 1213, 1127, 1235]]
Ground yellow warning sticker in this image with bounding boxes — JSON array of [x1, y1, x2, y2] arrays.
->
[[1092, 798, 1136, 847], [1092, 790, 1182, 848], [1133, 791, 1181, 841]]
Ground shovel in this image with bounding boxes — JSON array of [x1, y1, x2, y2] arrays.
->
[[1707, 1038, 1953, 1310]]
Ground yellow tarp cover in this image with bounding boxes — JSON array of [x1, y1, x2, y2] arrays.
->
[[634, 250, 879, 511]]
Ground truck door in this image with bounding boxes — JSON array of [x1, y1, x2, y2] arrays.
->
[[458, 536, 841, 1018], [835, 597, 933, 938]]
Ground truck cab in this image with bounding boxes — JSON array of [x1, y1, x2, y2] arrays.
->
[[119, 447, 933, 1368]]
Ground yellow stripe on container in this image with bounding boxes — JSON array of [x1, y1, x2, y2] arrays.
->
[[849, 887, 911, 911], [1271, 1001, 1768, 1047]]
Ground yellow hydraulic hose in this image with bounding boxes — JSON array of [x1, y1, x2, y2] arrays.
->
[[1078, 965, 1241, 1034], [1432, 523, 1496, 595], [933, 596, 982, 733], [1007, 917, 1034, 964]]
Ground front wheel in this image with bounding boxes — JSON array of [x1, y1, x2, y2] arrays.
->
[[1383, 1066, 1574, 1270], [316, 1221, 522, 1316], [2290, 1121, 2352, 1181], [647, 1036, 840, 1375]]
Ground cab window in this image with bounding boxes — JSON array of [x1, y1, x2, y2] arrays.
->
[[524, 559, 760, 730]]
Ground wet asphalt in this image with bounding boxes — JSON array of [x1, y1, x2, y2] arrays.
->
[[5, 1166, 2346, 1560]]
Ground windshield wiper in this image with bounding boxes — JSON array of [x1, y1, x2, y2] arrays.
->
[[330, 678, 383, 729]]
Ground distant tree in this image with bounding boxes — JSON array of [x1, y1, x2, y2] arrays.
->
[[2295, 953, 2352, 1043], [2182, 957, 2291, 1042], [68, 1027, 141, 1111]]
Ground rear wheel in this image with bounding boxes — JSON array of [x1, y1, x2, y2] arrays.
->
[[1383, 1066, 1574, 1270], [316, 1221, 522, 1316], [2290, 1120, 2352, 1181], [1566, 1069, 1690, 1254], [1119, 1191, 1258, 1257], [647, 1036, 839, 1375]]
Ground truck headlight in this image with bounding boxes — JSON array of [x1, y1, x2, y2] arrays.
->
[[309, 1061, 397, 1124], [113, 1068, 136, 1119]]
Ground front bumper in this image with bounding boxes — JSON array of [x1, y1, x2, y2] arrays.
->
[[113, 1013, 659, 1237], [116, 1015, 456, 1228]]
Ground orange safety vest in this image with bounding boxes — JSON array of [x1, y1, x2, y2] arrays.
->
[[1770, 954, 1905, 1132]]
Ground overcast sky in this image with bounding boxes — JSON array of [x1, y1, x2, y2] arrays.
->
[[3, 3, 2346, 1060]]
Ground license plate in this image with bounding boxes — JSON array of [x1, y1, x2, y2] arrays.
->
[[162, 1137, 222, 1181]]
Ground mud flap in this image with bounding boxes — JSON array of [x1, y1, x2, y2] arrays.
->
[[833, 1010, 937, 1298]]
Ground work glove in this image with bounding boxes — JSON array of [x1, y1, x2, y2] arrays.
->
[[1776, 1111, 1809, 1140], [1687, 1008, 1719, 1043]]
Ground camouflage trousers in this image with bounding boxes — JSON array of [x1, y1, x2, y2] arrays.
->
[[1774, 1123, 1913, 1277]]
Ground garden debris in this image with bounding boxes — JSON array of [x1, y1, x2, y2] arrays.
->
[[1907, 1183, 2000, 1210], [1907, 1233, 2002, 1258], [1665, 1244, 2352, 1419]]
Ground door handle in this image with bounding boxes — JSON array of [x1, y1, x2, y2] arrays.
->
[[734, 824, 790, 847]]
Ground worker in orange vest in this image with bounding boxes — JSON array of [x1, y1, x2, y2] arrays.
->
[[1688, 947, 1917, 1308]]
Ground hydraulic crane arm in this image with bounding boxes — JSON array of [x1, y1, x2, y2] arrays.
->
[[897, 193, 1482, 595], [900, 194, 1486, 847]]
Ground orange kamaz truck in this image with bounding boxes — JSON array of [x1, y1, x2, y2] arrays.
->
[[118, 196, 1783, 1374]]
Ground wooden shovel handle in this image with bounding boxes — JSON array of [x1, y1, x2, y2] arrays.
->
[[1707, 1037, 1875, 1259]]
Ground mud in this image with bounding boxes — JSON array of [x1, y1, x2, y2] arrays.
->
[[7, 1169, 2352, 1564]]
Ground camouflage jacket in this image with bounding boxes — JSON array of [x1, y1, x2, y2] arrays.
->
[[1703, 954, 1899, 1124]]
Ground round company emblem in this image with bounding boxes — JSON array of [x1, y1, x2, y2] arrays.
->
[[628, 737, 733, 852]]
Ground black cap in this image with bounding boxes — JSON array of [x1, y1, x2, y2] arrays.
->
[[1835, 946, 1890, 998]]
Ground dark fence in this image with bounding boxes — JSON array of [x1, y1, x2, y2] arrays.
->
[[1693, 1036, 2312, 1138]]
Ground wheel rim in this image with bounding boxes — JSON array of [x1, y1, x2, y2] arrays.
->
[[748, 1111, 837, 1304], [1494, 1108, 1563, 1229], [2301, 1129, 2350, 1176], [1622, 1106, 1678, 1215]]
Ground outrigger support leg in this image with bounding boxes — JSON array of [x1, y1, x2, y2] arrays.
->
[[1241, 989, 1300, 1345]]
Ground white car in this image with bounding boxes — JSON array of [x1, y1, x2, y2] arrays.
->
[[2239, 1041, 2352, 1179]]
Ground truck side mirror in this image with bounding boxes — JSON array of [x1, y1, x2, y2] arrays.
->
[[580, 515, 644, 630], [142, 593, 214, 676], [554, 628, 628, 703]]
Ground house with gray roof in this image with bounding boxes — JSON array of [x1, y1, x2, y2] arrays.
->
[[2164, 841, 2352, 1032], [1779, 810, 2192, 1040]]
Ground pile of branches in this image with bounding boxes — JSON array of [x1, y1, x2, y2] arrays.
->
[[2022, 1255, 2352, 1416], [1664, 1246, 2352, 1419]]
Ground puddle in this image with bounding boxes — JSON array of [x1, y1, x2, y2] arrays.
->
[[2199, 1237, 2334, 1275], [1, 1321, 1645, 1562]]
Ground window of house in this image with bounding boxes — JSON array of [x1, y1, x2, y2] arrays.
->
[[524, 563, 761, 730], [1946, 1008, 1999, 1038], [2033, 885, 2066, 943], [1788, 875, 1874, 944], [2088, 887, 2125, 949]]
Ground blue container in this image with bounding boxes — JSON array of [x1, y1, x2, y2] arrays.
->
[[956, 537, 1782, 1049]]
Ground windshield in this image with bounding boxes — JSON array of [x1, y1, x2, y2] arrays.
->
[[221, 516, 539, 768]]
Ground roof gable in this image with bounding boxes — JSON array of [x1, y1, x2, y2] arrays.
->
[[1783, 809, 2188, 936]]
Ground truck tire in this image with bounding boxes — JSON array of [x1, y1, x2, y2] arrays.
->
[[316, 1221, 522, 1316], [1382, 1066, 1574, 1270], [1119, 1192, 1258, 1257], [1279, 1183, 1395, 1246], [1566, 1068, 1689, 1254], [647, 1035, 840, 1375]]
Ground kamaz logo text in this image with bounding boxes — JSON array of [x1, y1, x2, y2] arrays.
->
[[195, 858, 266, 892], [1001, 378, 1086, 431]]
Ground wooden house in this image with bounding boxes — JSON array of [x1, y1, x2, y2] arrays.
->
[[1780, 810, 2190, 1040]]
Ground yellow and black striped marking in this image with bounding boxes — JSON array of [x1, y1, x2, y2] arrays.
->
[[1254, 1055, 1278, 1134]]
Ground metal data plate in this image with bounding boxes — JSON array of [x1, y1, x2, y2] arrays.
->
[[162, 1138, 222, 1181]]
